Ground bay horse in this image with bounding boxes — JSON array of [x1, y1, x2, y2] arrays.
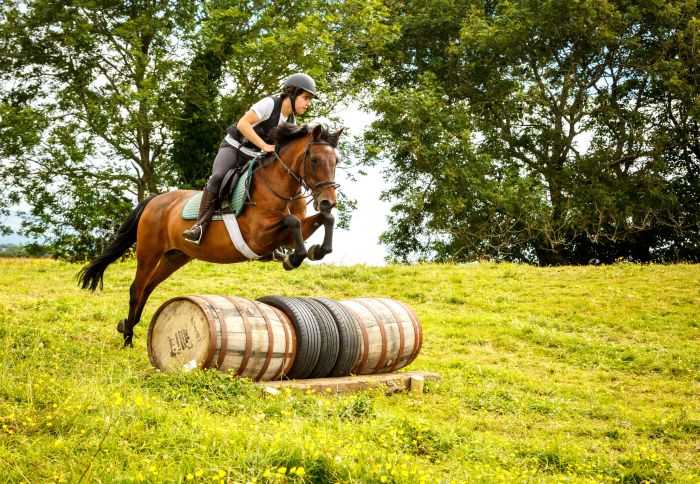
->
[[78, 123, 342, 347]]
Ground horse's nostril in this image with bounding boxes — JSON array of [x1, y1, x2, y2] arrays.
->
[[320, 199, 334, 212]]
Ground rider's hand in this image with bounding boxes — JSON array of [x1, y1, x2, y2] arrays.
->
[[262, 144, 276, 153]]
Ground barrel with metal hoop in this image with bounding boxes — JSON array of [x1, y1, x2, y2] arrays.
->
[[147, 295, 296, 380], [340, 298, 423, 375]]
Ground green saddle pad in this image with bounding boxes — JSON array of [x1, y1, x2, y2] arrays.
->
[[182, 161, 256, 220]]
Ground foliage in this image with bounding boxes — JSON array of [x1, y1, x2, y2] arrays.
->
[[363, 0, 700, 264], [0, 243, 27, 257], [0, 259, 697, 481], [0, 0, 196, 258]]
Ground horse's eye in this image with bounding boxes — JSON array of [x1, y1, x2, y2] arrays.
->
[[310, 157, 319, 165]]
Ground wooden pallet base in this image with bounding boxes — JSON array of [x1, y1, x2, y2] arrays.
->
[[262, 371, 441, 395]]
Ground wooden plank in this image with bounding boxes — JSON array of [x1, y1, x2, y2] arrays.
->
[[262, 371, 441, 395]]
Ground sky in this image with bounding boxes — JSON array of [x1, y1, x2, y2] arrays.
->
[[0, 104, 393, 266], [305, 105, 391, 266]]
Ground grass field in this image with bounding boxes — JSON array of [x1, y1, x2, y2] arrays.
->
[[0, 258, 698, 483]]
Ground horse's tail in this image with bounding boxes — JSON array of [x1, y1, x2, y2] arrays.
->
[[77, 194, 158, 292]]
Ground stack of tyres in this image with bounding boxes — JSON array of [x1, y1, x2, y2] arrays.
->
[[257, 296, 362, 379], [256, 296, 423, 378]]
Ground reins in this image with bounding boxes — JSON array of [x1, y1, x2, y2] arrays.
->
[[256, 138, 339, 205]]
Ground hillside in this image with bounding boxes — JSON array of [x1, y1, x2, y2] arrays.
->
[[0, 259, 698, 482]]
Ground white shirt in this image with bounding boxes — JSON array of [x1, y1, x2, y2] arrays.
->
[[250, 97, 288, 127]]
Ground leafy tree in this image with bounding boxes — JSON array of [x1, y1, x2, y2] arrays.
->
[[0, 0, 196, 259], [364, 0, 699, 264]]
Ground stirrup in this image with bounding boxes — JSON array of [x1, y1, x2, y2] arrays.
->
[[183, 224, 203, 245]]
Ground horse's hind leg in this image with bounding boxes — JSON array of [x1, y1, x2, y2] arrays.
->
[[120, 250, 191, 347], [133, 250, 191, 325], [120, 248, 162, 347]]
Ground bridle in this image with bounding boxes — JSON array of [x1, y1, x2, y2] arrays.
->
[[258, 139, 339, 204]]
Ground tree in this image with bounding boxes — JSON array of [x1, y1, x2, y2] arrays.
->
[[0, 0, 195, 260], [363, 0, 700, 264]]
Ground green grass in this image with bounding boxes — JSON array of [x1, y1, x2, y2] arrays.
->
[[0, 258, 698, 483]]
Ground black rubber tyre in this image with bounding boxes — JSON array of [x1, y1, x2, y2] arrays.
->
[[257, 295, 321, 379], [294, 298, 340, 378], [313, 297, 362, 377]]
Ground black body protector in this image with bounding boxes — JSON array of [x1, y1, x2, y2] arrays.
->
[[226, 95, 295, 149]]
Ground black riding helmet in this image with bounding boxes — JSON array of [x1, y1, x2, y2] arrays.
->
[[283, 73, 317, 115]]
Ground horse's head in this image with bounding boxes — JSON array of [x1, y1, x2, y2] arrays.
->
[[269, 123, 344, 213], [302, 124, 343, 213]]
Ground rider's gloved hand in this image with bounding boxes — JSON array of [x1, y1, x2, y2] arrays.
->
[[262, 144, 276, 153]]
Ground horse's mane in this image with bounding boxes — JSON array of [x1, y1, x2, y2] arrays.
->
[[269, 123, 340, 148]]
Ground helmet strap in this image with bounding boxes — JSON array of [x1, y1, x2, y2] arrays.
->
[[289, 87, 306, 115]]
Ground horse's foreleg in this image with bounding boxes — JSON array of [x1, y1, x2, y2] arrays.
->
[[302, 211, 335, 261], [280, 214, 307, 270]]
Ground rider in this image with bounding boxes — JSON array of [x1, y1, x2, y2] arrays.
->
[[183, 73, 317, 244]]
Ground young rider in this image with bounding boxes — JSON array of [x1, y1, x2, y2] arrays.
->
[[183, 73, 317, 244]]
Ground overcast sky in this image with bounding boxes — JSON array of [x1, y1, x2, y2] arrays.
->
[[306, 104, 390, 266]]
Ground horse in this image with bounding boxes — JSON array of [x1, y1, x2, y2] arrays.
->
[[78, 123, 342, 347]]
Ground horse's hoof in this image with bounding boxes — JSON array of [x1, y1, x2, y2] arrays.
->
[[272, 249, 286, 262], [307, 245, 321, 261], [123, 335, 134, 348], [117, 319, 126, 334], [282, 256, 295, 271]]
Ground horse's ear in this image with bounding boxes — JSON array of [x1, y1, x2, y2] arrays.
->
[[329, 127, 344, 147], [312, 124, 324, 141]]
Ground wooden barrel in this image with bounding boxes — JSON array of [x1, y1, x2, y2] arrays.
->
[[340, 298, 423, 375], [147, 295, 296, 380]]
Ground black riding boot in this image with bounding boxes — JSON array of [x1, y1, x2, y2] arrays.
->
[[183, 189, 218, 244]]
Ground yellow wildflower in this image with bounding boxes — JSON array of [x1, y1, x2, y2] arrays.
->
[[295, 467, 305, 476], [186, 474, 194, 481], [195, 470, 204, 477], [277, 467, 287, 474]]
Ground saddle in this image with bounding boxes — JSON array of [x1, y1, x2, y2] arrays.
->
[[182, 159, 258, 220]]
